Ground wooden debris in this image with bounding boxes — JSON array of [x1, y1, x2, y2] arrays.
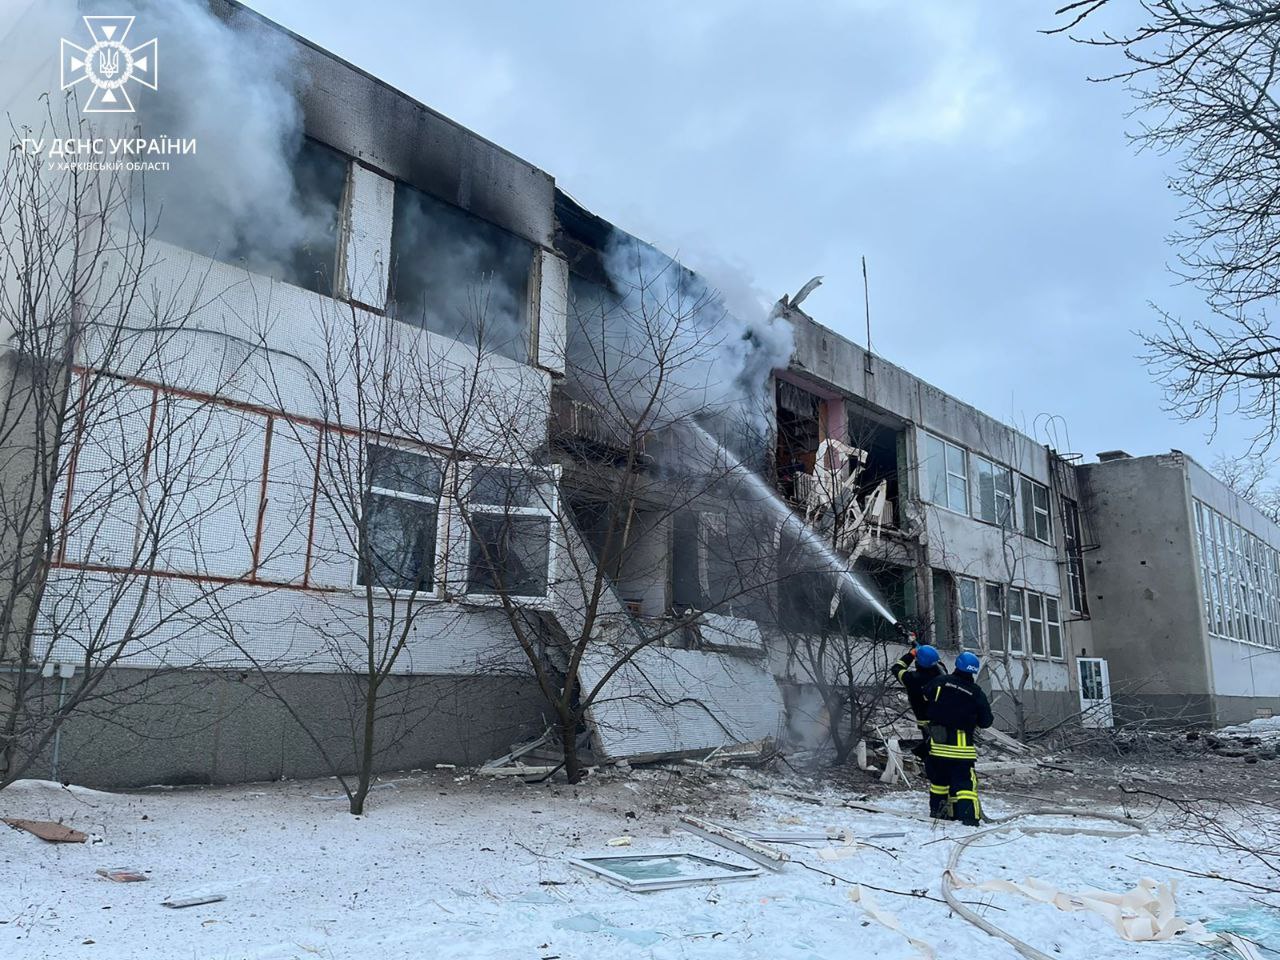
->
[[4, 818, 86, 843], [162, 894, 226, 909], [96, 867, 148, 882]]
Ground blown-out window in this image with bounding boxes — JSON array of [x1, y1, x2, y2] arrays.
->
[[1062, 496, 1088, 615], [156, 137, 349, 296], [466, 466, 555, 598], [389, 182, 534, 363], [358, 445, 443, 593]]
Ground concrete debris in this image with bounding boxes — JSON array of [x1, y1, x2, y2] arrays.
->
[[974, 761, 1037, 777]]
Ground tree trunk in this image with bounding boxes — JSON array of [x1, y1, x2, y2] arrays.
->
[[350, 676, 379, 815], [829, 692, 853, 764], [559, 709, 582, 784]]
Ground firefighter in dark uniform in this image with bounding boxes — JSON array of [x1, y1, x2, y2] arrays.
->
[[889, 638, 946, 761], [923, 651, 993, 825]]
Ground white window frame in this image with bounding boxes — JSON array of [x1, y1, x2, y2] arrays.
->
[[1194, 497, 1280, 649], [1006, 586, 1026, 656], [957, 576, 980, 650], [924, 432, 969, 515], [1027, 591, 1046, 657], [353, 442, 447, 600], [984, 582, 1005, 654], [1020, 476, 1052, 544], [971, 456, 1013, 528], [462, 463, 559, 602], [1046, 595, 1064, 659]]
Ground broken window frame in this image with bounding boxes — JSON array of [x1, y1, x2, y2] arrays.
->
[[957, 576, 981, 650], [924, 432, 968, 515], [463, 464, 558, 601], [569, 852, 763, 892], [355, 443, 446, 597], [154, 136, 350, 298], [1061, 496, 1089, 615], [1019, 476, 1052, 544], [386, 180, 536, 364]]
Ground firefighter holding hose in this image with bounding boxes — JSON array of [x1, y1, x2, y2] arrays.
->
[[889, 627, 947, 817], [923, 651, 993, 825]]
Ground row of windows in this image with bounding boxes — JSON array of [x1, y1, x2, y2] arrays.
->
[[360, 446, 555, 599], [158, 138, 536, 364], [1193, 499, 1280, 649], [952, 577, 1064, 659], [922, 433, 1052, 543]]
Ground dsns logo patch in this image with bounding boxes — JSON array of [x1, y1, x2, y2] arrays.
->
[[60, 16, 158, 114]]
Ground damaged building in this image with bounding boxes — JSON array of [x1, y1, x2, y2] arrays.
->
[[3, 0, 1278, 789]]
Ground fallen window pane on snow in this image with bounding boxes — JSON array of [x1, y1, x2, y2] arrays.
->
[[570, 853, 762, 892]]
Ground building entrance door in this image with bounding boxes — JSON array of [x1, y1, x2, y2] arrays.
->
[[1077, 657, 1113, 728]]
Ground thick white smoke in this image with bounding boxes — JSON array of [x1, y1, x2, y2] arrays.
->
[[1, 0, 318, 271], [585, 231, 794, 442]]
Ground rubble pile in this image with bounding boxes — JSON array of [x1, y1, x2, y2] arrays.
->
[[1061, 716, 1280, 764]]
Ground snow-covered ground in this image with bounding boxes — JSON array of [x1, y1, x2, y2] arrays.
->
[[2, 767, 1276, 959]]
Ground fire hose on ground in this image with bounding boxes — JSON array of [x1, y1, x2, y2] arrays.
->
[[938, 808, 1265, 960]]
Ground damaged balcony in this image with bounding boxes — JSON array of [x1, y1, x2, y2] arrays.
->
[[774, 376, 909, 541]]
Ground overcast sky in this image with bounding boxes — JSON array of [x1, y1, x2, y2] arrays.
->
[[248, 0, 1235, 466]]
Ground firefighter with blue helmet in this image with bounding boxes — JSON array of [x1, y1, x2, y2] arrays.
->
[[889, 632, 946, 764], [922, 650, 993, 825]]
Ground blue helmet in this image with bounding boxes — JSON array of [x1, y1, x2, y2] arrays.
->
[[956, 651, 981, 675], [915, 644, 940, 668]]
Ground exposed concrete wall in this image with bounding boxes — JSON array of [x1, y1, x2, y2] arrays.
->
[[21, 668, 545, 788], [1077, 455, 1210, 715]]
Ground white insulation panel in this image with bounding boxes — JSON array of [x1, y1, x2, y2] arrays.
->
[[580, 645, 785, 762]]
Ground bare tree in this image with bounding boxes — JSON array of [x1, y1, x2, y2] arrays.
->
[[0, 105, 259, 788], [443, 251, 793, 784], [1053, 1, 1280, 449], [1212, 450, 1280, 522], [214, 278, 544, 815]]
